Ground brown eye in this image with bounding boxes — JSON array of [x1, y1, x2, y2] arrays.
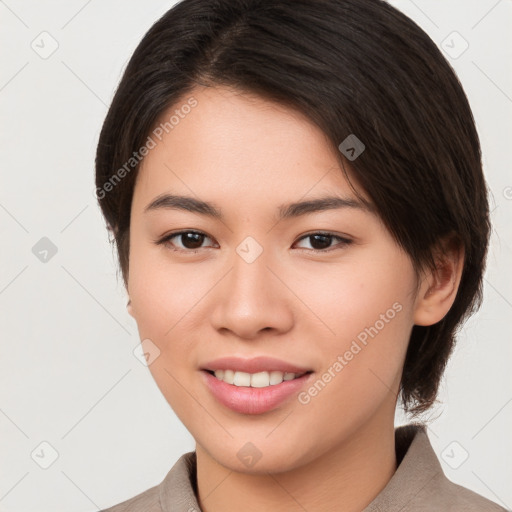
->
[[308, 234, 332, 250], [294, 232, 352, 252], [157, 230, 216, 252], [178, 232, 206, 249]]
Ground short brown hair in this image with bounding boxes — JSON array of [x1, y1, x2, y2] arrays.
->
[[95, 0, 490, 415]]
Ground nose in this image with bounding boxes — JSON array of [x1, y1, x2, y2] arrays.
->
[[210, 245, 295, 340]]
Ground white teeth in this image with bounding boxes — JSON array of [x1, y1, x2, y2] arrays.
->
[[269, 371, 284, 385], [250, 371, 270, 388], [223, 369, 235, 384], [211, 369, 305, 387], [233, 371, 251, 386]]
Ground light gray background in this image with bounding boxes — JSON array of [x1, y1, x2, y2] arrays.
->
[[1, 0, 511, 510]]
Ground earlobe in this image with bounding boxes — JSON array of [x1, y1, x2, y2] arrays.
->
[[413, 238, 464, 326]]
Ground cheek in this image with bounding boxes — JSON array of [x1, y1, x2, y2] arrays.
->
[[290, 284, 413, 459], [291, 252, 415, 406], [292, 251, 415, 344], [127, 249, 205, 412], [128, 240, 208, 338]]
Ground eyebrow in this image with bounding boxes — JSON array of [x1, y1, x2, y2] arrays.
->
[[144, 193, 373, 220]]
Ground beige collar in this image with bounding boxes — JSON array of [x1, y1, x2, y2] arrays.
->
[[156, 424, 506, 511]]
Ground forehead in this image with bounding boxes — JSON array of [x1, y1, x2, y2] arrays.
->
[[133, 85, 367, 211]]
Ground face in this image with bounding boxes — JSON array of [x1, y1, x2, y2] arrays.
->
[[127, 85, 421, 473]]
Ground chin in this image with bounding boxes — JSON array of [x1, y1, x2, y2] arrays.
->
[[199, 433, 318, 475]]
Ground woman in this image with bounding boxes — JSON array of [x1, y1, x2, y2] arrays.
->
[[96, 0, 506, 510]]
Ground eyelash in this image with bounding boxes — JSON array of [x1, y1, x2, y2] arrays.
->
[[154, 230, 353, 254]]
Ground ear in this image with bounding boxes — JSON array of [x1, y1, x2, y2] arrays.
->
[[413, 235, 465, 326], [126, 297, 135, 318]]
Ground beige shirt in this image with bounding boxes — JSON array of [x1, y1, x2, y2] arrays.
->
[[102, 424, 507, 511]]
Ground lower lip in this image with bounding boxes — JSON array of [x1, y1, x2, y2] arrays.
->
[[201, 370, 313, 415]]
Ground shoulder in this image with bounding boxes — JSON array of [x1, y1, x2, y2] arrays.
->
[[100, 484, 161, 512], [401, 425, 507, 510], [100, 451, 199, 512], [425, 470, 508, 511], [365, 424, 508, 512]]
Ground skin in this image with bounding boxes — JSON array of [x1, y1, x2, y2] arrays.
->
[[126, 85, 463, 512]]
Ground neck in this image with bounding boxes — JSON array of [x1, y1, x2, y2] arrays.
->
[[195, 412, 397, 512]]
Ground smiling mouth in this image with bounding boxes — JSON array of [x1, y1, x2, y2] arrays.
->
[[204, 369, 313, 388]]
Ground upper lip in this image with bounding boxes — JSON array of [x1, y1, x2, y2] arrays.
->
[[201, 356, 312, 374]]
